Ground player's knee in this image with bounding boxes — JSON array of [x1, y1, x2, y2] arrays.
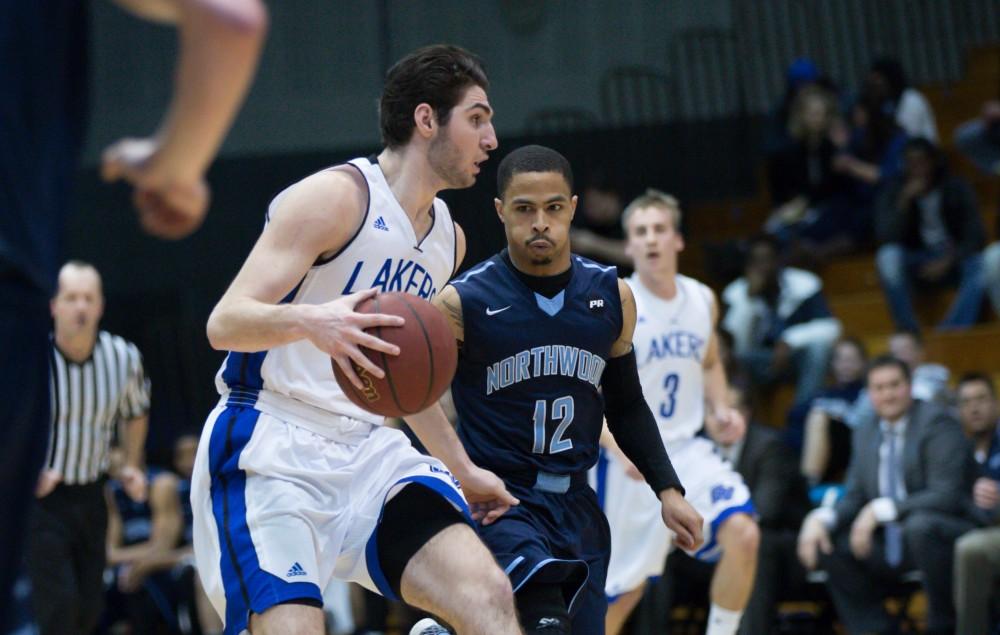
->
[[723, 513, 760, 557], [475, 563, 515, 610], [447, 560, 514, 612], [445, 563, 516, 629]]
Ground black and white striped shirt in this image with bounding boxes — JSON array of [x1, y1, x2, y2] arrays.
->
[[45, 331, 151, 485]]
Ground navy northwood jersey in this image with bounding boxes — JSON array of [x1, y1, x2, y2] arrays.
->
[[451, 252, 623, 476]]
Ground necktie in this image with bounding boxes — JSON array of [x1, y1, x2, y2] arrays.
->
[[884, 430, 904, 567]]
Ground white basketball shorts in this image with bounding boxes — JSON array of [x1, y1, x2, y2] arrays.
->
[[191, 389, 468, 635], [594, 435, 754, 599]]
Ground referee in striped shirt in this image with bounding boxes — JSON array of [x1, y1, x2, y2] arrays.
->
[[28, 261, 151, 635]]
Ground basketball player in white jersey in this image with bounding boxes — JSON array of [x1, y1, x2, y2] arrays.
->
[[597, 190, 760, 635], [190, 45, 523, 635]]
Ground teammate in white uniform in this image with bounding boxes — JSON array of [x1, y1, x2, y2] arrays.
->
[[190, 45, 522, 635], [597, 190, 760, 635]]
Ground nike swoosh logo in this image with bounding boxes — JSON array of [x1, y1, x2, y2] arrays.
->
[[485, 306, 511, 316]]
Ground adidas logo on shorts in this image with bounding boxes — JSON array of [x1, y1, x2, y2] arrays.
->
[[373, 216, 390, 231], [286, 562, 307, 577]]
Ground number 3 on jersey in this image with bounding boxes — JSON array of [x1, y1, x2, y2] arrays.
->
[[532, 396, 575, 454], [659, 373, 680, 418]]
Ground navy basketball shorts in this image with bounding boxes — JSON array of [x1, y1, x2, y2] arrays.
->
[[478, 476, 610, 635]]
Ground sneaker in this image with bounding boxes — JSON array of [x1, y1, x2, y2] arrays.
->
[[408, 617, 450, 635]]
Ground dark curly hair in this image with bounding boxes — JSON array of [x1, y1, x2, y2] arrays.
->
[[379, 44, 489, 149]]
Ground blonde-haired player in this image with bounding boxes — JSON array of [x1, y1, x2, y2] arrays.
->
[[597, 190, 760, 635]]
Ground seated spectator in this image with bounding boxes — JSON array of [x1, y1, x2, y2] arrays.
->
[[887, 329, 951, 404], [875, 137, 987, 331], [654, 384, 812, 634], [866, 57, 938, 142], [797, 355, 976, 635], [986, 242, 1000, 320], [112, 435, 223, 635], [569, 171, 630, 270], [102, 461, 184, 634], [764, 57, 823, 156], [953, 372, 1000, 635], [794, 337, 870, 486], [796, 330, 951, 485], [830, 93, 909, 244], [764, 85, 860, 261], [953, 100, 1000, 175], [953, 102, 1000, 321], [764, 58, 845, 156], [722, 235, 842, 405]]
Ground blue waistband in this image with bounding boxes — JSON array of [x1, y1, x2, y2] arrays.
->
[[506, 470, 589, 494]]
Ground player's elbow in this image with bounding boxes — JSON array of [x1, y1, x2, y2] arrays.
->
[[205, 307, 232, 351]]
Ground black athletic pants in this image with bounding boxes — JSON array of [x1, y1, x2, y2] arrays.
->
[[27, 481, 108, 635]]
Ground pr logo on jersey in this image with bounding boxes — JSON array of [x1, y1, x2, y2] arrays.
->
[[286, 562, 308, 578], [710, 485, 734, 504], [589, 298, 605, 310], [373, 216, 390, 232]]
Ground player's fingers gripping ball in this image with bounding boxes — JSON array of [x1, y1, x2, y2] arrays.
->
[[333, 292, 458, 417]]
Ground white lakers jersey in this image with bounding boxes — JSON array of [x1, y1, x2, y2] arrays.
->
[[215, 157, 458, 424], [627, 273, 714, 443]]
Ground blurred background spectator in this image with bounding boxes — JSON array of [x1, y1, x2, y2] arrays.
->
[[721, 235, 841, 407], [764, 85, 858, 263], [886, 329, 952, 404], [954, 372, 1000, 635], [569, 170, 631, 271], [865, 57, 939, 142], [875, 137, 987, 332], [794, 337, 870, 488]]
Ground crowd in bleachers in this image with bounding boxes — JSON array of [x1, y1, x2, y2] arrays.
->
[[564, 53, 1000, 635]]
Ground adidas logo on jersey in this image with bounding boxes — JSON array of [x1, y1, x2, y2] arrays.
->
[[286, 562, 307, 577], [373, 216, 390, 231]]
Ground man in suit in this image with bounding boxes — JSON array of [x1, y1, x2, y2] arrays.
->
[[798, 354, 976, 635]]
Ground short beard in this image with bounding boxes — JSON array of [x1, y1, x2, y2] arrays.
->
[[428, 128, 472, 189]]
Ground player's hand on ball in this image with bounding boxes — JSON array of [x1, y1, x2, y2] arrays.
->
[[458, 466, 520, 526], [308, 288, 405, 390], [660, 488, 703, 552], [102, 136, 210, 240]]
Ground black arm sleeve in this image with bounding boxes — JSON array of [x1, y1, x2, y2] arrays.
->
[[603, 349, 684, 497]]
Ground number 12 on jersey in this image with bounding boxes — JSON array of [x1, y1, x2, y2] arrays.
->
[[532, 396, 575, 454]]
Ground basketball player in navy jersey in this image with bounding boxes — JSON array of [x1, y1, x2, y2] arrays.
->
[[415, 145, 702, 635], [190, 45, 522, 635]]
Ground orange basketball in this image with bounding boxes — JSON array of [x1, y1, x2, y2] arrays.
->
[[332, 292, 458, 417]]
